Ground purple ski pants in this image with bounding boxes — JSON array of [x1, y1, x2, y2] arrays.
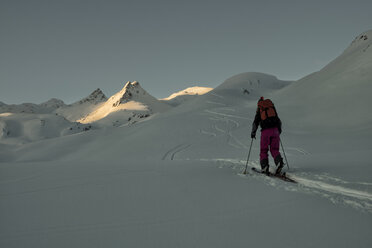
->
[[260, 127, 281, 161]]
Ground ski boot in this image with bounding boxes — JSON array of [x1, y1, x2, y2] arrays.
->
[[274, 155, 284, 175], [260, 158, 269, 175]]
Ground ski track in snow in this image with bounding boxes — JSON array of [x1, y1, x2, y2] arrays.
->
[[162, 144, 191, 161], [210, 93, 224, 99], [187, 158, 372, 213], [293, 176, 372, 201], [202, 107, 250, 150], [205, 101, 226, 106], [203, 92, 251, 150], [225, 119, 247, 149], [293, 175, 372, 213], [204, 110, 250, 120], [218, 107, 236, 112], [212, 124, 226, 134], [266, 171, 372, 213], [199, 129, 217, 137], [257, 168, 372, 213], [286, 147, 311, 156]]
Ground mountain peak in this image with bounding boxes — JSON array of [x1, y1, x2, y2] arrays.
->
[[91, 88, 105, 96], [40, 98, 66, 109], [344, 30, 372, 54], [113, 81, 146, 107], [122, 81, 140, 91], [78, 88, 107, 105], [78, 81, 170, 124]]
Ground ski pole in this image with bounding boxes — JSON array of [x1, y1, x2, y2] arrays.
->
[[280, 140, 290, 170], [243, 138, 254, 174]]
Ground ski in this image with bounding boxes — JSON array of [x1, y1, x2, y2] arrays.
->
[[251, 167, 297, 183]]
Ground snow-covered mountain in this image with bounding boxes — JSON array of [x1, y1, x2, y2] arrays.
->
[[77, 88, 107, 104], [0, 88, 107, 122], [0, 89, 107, 144], [161, 86, 213, 106], [0, 98, 66, 114], [0, 113, 92, 145], [212, 72, 292, 99], [215, 72, 291, 91], [1, 31, 372, 248], [78, 81, 170, 125], [55, 88, 107, 122]]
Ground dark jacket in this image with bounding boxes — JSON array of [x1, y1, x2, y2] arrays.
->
[[251, 106, 282, 136]]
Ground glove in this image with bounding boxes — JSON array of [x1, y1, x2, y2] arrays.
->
[[251, 132, 256, 139]]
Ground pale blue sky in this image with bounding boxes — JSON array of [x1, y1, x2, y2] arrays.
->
[[1, 0, 371, 104]]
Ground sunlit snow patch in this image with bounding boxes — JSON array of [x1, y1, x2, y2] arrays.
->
[[78, 101, 148, 123], [161, 86, 213, 100]]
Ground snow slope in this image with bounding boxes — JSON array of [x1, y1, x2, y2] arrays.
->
[[276, 30, 372, 129], [0, 31, 372, 248]]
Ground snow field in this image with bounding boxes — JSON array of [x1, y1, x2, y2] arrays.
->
[[1, 30, 372, 247]]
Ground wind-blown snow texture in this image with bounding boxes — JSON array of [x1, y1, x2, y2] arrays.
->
[[0, 30, 372, 248]]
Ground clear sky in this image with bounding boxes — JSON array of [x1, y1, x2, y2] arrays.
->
[[1, 0, 371, 104]]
